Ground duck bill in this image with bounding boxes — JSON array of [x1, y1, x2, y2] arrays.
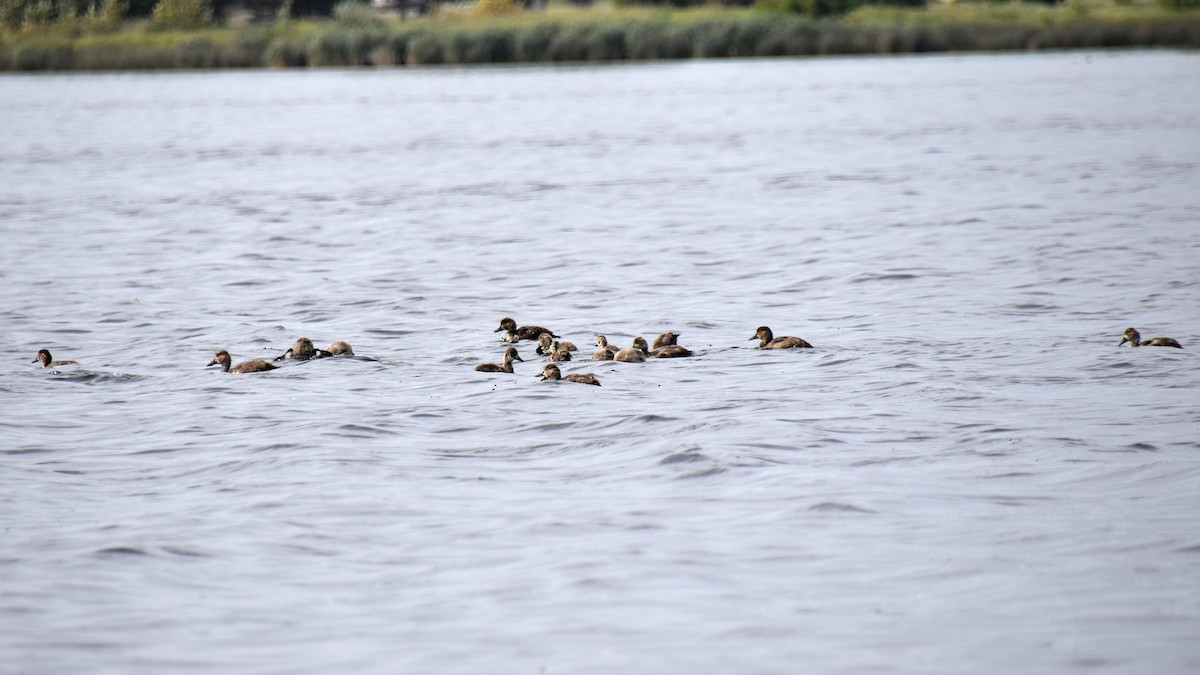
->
[[1118, 338, 1129, 346], [206, 359, 218, 367], [515, 355, 525, 362], [493, 327, 504, 333]]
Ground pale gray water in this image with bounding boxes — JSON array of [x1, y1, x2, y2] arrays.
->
[[2, 51, 1199, 673]]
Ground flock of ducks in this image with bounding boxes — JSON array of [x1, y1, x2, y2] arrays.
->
[[473, 317, 820, 386], [203, 337, 356, 373], [30, 324, 1183, 382]]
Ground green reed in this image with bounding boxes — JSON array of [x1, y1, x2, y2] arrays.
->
[[2, 3, 1198, 71]]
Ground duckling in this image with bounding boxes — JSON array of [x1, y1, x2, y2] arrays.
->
[[539, 363, 600, 386], [208, 349, 278, 374], [1120, 327, 1182, 349], [593, 335, 619, 361], [327, 341, 354, 356], [614, 336, 649, 362], [750, 326, 813, 349], [547, 341, 573, 362], [649, 331, 693, 357], [475, 346, 523, 373], [651, 331, 680, 351], [495, 317, 558, 342], [32, 349, 78, 368], [536, 332, 578, 358], [275, 336, 329, 362], [652, 344, 694, 358]]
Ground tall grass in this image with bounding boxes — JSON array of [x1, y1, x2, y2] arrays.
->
[[2, 3, 1199, 71]]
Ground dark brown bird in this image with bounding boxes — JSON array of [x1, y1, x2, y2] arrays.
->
[[1120, 327, 1182, 349], [649, 331, 693, 357], [495, 317, 557, 342], [475, 346, 524, 373], [208, 349, 278, 374], [540, 363, 600, 386], [32, 349, 78, 368], [652, 344, 694, 358], [651, 331, 680, 351], [750, 326, 813, 349], [276, 336, 330, 361]]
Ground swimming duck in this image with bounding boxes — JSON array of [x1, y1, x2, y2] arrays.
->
[[1120, 327, 1182, 349], [548, 341, 573, 362], [275, 336, 329, 361], [652, 344, 694, 358], [593, 335, 619, 361], [649, 331, 693, 357], [539, 363, 600, 386], [475, 346, 523, 373], [327, 341, 354, 356], [495, 317, 557, 342], [208, 349, 278, 374], [533, 332, 574, 354], [32, 349, 78, 368], [614, 337, 649, 362], [651, 331, 680, 351], [750, 326, 813, 349]]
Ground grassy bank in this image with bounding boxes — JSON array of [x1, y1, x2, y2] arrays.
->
[[2, 3, 1199, 71]]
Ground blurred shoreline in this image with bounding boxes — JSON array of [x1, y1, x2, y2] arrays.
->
[[3, 3, 1199, 71]]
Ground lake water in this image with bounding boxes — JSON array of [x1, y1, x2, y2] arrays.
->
[[2, 50, 1199, 673]]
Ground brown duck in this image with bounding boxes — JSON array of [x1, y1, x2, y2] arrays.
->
[[539, 363, 600, 386], [614, 336, 649, 362], [1120, 327, 1182, 349], [750, 326, 813, 349], [495, 317, 558, 342], [327, 341, 354, 356], [276, 336, 330, 361], [593, 335, 619, 361], [651, 331, 680, 351], [208, 349, 278, 374], [536, 332, 577, 357], [649, 331, 693, 358], [32, 349, 78, 368], [475, 346, 524, 373]]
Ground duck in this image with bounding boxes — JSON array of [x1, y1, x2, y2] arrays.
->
[[327, 341, 354, 356], [208, 349, 278, 374], [1120, 327, 1182, 349], [651, 331, 680, 351], [547, 341, 573, 362], [652, 343, 694, 358], [495, 317, 558, 342], [649, 331, 693, 358], [614, 336, 649, 362], [593, 335, 619, 361], [32, 349, 78, 368], [275, 336, 330, 361], [475, 346, 523, 373], [539, 363, 600, 386], [750, 326, 813, 349], [535, 332, 577, 357]]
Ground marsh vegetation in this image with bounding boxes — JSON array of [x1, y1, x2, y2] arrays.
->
[[1, 0, 1197, 70]]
